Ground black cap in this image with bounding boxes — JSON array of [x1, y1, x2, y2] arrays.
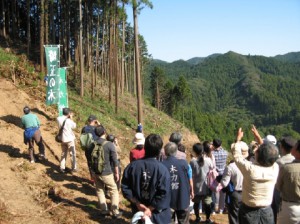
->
[[88, 115, 97, 123], [23, 106, 30, 114]]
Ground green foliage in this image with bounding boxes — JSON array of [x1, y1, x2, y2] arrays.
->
[[145, 51, 300, 149]]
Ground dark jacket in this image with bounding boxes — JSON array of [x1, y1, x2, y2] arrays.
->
[[162, 156, 190, 210], [122, 157, 171, 224], [86, 137, 118, 176]]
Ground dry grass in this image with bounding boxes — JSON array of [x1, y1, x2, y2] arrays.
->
[[0, 200, 13, 223]]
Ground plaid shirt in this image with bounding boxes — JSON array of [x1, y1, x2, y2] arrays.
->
[[212, 147, 228, 175]]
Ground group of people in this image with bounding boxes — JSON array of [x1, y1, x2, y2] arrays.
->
[[21, 106, 300, 224]]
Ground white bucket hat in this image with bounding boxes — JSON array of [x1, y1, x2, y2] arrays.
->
[[132, 133, 145, 145]]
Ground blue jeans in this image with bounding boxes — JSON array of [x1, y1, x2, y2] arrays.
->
[[238, 203, 274, 224]]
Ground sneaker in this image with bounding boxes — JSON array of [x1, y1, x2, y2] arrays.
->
[[60, 169, 66, 173], [112, 211, 123, 219], [30, 160, 35, 163], [218, 209, 223, 214], [38, 154, 46, 161], [199, 209, 202, 214], [71, 169, 78, 173]]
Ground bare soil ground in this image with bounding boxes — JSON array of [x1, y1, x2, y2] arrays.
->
[[0, 77, 228, 224]]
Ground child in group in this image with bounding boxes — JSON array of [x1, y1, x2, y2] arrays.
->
[[190, 143, 214, 223]]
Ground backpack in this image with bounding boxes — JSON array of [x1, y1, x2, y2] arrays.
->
[[80, 132, 94, 150], [207, 169, 222, 192], [91, 141, 108, 174]]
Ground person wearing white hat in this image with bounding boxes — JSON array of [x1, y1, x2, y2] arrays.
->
[[263, 135, 277, 145], [130, 132, 145, 162]]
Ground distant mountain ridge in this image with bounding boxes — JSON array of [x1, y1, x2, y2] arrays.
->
[[145, 51, 300, 146], [152, 51, 300, 64]]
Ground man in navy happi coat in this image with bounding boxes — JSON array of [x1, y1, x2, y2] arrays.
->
[[162, 142, 192, 224], [122, 134, 171, 224]]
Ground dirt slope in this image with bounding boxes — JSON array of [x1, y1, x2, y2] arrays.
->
[[0, 78, 127, 224], [0, 77, 228, 224]]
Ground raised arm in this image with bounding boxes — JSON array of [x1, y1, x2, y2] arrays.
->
[[251, 125, 263, 145]]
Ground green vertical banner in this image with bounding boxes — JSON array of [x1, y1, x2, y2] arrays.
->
[[44, 45, 60, 105], [57, 67, 68, 116]]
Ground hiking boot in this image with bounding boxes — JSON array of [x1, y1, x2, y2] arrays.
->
[[71, 168, 78, 173], [100, 210, 110, 216], [38, 154, 46, 161], [206, 219, 214, 224], [112, 211, 123, 219], [195, 216, 201, 223]]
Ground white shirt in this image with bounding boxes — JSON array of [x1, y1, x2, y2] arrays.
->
[[220, 162, 243, 191], [57, 115, 76, 142], [232, 141, 279, 207]]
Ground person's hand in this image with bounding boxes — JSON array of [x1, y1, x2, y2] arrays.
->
[[114, 138, 119, 146], [251, 124, 263, 144], [236, 127, 243, 142], [251, 125, 258, 136], [190, 190, 194, 200], [143, 207, 152, 218], [114, 173, 119, 182]]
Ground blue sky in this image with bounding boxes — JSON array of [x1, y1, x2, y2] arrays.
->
[[126, 0, 300, 62]]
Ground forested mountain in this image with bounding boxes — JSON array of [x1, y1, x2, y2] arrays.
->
[[146, 51, 300, 148]]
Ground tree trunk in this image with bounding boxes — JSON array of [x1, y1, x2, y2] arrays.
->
[[40, 0, 45, 73], [1, 0, 6, 38], [133, 1, 143, 124], [114, 1, 119, 113], [44, 0, 48, 44], [121, 3, 126, 95], [79, 0, 84, 97], [11, 0, 16, 39], [108, 0, 114, 103], [49, 0, 55, 43], [26, 0, 31, 56]]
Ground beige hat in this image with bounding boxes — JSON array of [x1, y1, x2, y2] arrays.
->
[[132, 133, 145, 145], [231, 141, 249, 158]]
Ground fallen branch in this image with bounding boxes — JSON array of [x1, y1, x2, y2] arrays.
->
[[42, 202, 65, 213]]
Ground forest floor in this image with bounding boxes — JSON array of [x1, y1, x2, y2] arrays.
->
[[0, 77, 229, 223]]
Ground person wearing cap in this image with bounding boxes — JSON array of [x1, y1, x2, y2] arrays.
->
[[87, 125, 122, 218], [21, 106, 46, 163], [233, 127, 279, 224], [162, 142, 193, 224], [57, 107, 77, 173], [219, 141, 248, 224], [211, 138, 228, 214], [81, 115, 101, 179], [130, 132, 145, 162], [276, 140, 300, 224], [122, 134, 171, 224], [81, 115, 100, 140], [263, 135, 277, 145], [271, 136, 296, 224]]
